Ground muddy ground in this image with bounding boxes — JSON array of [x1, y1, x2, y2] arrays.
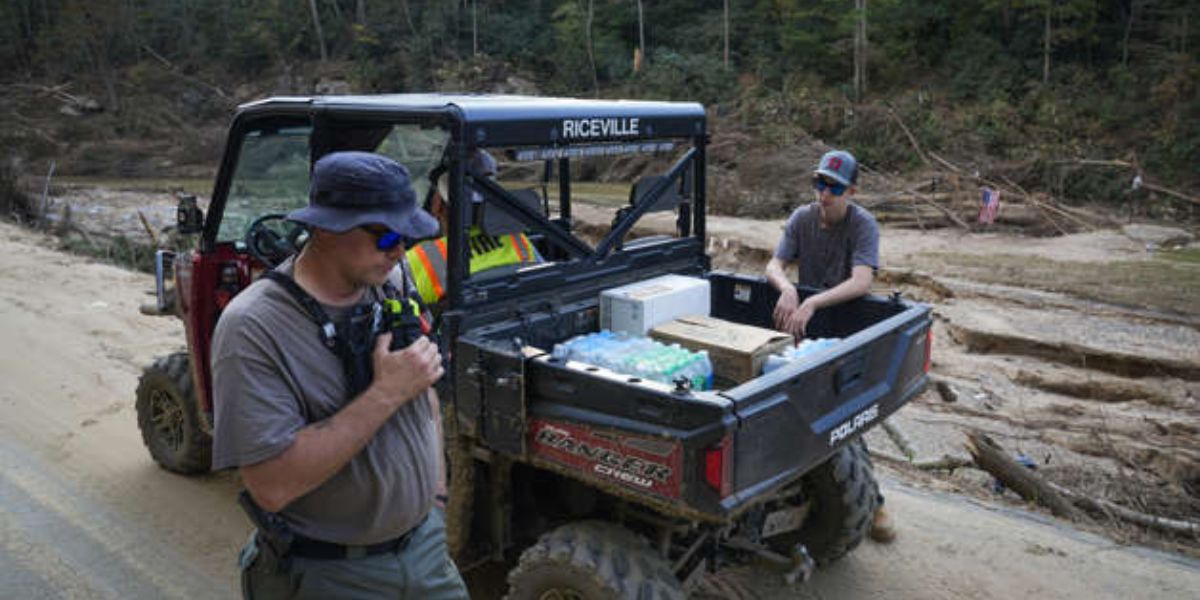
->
[[2, 183, 1198, 598]]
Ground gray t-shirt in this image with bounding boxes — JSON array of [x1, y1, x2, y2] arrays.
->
[[211, 262, 437, 545], [774, 202, 880, 289]]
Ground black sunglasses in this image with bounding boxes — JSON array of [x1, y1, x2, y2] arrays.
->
[[812, 176, 848, 197], [360, 226, 406, 251]]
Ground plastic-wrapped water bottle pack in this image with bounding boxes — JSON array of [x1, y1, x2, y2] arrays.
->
[[552, 330, 714, 390], [761, 337, 842, 374]]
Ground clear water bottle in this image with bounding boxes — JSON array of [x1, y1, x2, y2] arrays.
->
[[697, 350, 713, 389], [762, 337, 842, 375]]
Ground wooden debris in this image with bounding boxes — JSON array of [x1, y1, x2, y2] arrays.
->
[[884, 103, 931, 167], [1142, 182, 1200, 208], [964, 431, 1083, 521], [1052, 158, 1200, 207], [882, 419, 916, 460], [935, 379, 959, 403], [136, 209, 160, 247], [1046, 481, 1200, 537]]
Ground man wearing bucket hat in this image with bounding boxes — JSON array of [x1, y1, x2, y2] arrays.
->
[[765, 149, 895, 543], [211, 151, 469, 598]]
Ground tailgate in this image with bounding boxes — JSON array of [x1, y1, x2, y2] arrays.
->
[[708, 272, 933, 510]]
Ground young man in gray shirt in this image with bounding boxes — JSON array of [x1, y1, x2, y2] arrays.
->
[[765, 149, 895, 543], [211, 151, 469, 598]]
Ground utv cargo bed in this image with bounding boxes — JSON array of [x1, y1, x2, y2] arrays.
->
[[455, 269, 931, 519]]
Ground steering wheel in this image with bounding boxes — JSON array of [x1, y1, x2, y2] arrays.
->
[[244, 213, 307, 268]]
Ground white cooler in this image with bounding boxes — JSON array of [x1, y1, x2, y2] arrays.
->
[[599, 274, 711, 335]]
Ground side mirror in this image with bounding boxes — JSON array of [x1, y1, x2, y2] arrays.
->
[[177, 194, 204, 234]]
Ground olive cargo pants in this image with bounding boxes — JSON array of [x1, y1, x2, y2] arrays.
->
[[239, 508, 468, 599]]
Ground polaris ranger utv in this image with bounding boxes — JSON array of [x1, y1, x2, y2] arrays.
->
[[137, 94, 932, 597]]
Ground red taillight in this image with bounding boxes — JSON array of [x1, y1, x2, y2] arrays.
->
[[704, 434, 733, 498], [923, 327, 933, 373]]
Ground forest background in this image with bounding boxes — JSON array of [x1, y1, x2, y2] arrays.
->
[[1, 0, 1197, 220]]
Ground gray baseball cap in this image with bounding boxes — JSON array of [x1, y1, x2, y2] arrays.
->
[[814, 150, 859, 187], [287, 151, 439, 239]]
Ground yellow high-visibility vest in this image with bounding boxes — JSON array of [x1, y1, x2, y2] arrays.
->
[[406, 227, 539, 305]]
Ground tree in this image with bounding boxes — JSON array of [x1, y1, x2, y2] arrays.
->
[[636, 0, 645, 71], [308, 0, 328, 62], [854, 0, 868, 101], [582, 0, 598, 95], [723, 0, 730, 69], [1043, 0, 1051, 84]]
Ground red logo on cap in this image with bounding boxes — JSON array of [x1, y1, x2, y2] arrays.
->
[[827, 157, 842, 171]]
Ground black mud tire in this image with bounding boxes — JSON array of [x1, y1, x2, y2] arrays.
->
[[135, 353, 211, 474], [505, 521, 684, 600], [770, 440, 879, 565]]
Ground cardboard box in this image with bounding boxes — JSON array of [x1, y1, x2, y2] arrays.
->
[[651, 315, 792, 384], [600, 274, 711, 335]]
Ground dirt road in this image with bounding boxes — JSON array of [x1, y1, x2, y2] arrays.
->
[[1, 219, 1198, 598]]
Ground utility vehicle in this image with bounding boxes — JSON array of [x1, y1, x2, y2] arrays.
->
[[137, 94, 932, 598]]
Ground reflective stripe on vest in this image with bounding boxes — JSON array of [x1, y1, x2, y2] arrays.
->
[[408, 243, 445, 306], [406, 229, 538, 304]]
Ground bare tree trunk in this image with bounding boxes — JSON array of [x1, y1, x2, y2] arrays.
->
[[308, 0, 328, 62], [82, 31, 120, 113], [1122, 0, 1138, 67], [400, 0, 418, 36], [356, 0, 366, 26], [582, 0, 598, 96], [853, 0, 867, 102], [723, 0, 729, 69], [1180, 8, 1188, 54], [636, 0, 645, 68], [1043, 2, 1051, 84], [472, 0, 478, 55]]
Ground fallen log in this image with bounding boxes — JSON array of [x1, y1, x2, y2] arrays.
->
[[1046, 481, 1200, 537], [1142, 182, 1200, 208], [883, 103, 931, 167], [999, 175, 1096, 233], [964, 431, 1083, 521]]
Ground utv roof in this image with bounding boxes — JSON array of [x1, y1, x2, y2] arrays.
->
[[236, 94, 707, 146]]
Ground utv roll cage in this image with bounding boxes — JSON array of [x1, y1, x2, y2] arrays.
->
[[201, 94, 710, 311]]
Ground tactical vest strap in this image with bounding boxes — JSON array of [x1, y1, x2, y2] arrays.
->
[[263, 270, 337, 349], [264, 269, 390, 398]]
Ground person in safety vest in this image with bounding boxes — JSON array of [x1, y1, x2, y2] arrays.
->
[[406, 149, 542, 305]]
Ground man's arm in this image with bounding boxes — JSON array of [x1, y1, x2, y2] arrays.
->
[[241, 334, 443, 512], [766, 256, 800, 328], [803, 264, 874, 309], [781, 265, 874, 337]]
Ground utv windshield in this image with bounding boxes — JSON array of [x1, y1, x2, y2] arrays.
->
[[217, 123, 450, 244], [463, 141, 696, 260]]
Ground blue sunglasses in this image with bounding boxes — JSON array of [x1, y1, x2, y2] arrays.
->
[[813, 176, 848, 197], [361, 226, 406, 251]]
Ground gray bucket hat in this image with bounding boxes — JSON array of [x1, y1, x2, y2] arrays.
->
[[287, 151, 439, 239]]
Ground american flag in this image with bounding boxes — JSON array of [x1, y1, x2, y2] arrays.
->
[[978, 187, 1001, 225]]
